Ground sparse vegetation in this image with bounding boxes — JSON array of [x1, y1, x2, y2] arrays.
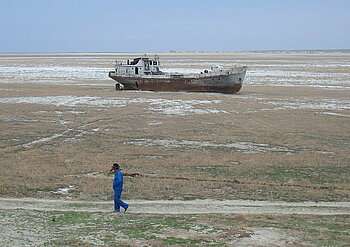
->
[[1, 209, 349, 246], [1, 52, 349, 246]]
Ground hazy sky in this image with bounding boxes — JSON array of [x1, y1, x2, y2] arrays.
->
[[0, 0, 349, 52]]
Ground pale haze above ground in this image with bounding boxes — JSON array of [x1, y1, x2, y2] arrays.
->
[[0, 0, 349, 52]]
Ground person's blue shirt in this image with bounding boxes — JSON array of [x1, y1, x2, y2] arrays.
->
[[113, 170, 123, 191]]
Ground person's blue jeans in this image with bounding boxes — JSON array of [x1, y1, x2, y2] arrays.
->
[[114, 189, 128, 212]]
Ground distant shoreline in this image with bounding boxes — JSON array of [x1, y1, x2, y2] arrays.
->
[[1, 49, 350, 57], [245, 49, 350, 54]]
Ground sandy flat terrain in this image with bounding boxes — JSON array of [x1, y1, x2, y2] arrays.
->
[[0, 52, 349, 246], [1, 52, 349, 202]]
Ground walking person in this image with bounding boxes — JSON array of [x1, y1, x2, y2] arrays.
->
[[111, 163, 129, 213]]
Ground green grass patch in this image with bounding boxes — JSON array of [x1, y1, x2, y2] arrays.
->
[[163, 237, 202, 245]]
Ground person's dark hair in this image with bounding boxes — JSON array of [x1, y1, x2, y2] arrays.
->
[[111, 163, 120, 171]]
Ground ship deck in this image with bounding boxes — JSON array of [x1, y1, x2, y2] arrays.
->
[[109, 67, 247, 79]]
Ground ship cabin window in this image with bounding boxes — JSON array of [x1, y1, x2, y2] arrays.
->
[[154, 61, 157, 65], [145, 62, 150, 70], [150, 61, 153, 65]]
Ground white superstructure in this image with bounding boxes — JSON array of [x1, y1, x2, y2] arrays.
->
[[115, 55, 162, 76]]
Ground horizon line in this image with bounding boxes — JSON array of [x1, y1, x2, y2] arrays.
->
[[0, 48, 350, 55]]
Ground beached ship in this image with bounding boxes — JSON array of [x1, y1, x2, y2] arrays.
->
[[108, 55, 247, 94]]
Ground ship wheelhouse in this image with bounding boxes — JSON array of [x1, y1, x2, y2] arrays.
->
[[115, 55, 162, 76]]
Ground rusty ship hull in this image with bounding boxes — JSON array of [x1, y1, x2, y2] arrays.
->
[[109, 66, 247, 94]]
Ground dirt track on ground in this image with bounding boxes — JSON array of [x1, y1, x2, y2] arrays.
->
[[1, 197, 349, 215]]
